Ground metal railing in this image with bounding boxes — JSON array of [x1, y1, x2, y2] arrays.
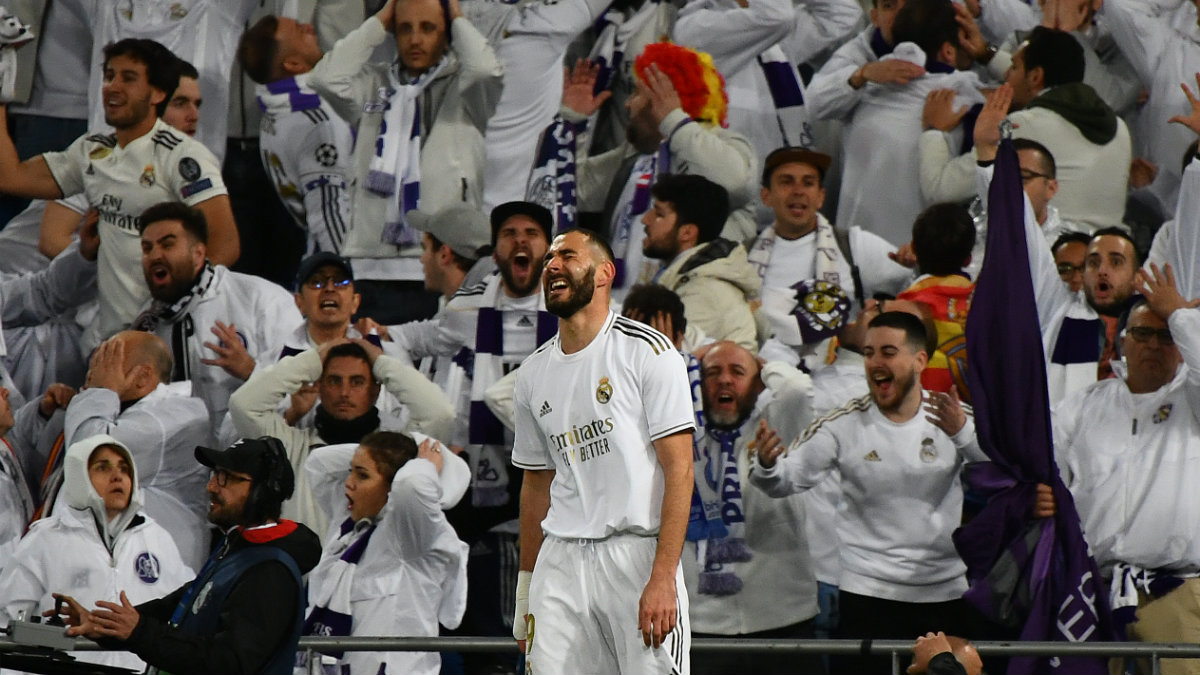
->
[[7, 635, 1197, 675]]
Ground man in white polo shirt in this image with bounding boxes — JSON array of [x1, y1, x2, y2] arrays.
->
[[512, 228, 695, 674], [0, 38, 238, 345]]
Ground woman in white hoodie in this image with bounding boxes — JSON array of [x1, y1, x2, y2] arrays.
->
[[0, 434, 193, 671], [303, 430, 470, 675]]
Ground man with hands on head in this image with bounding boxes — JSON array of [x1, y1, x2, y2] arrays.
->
[[751, 311, 986, 674]]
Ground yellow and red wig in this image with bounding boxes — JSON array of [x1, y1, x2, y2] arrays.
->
[[634, 42, 728, 128]]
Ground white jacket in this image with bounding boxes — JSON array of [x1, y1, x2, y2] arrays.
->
[[1054, 308, 1200, 572], [63, 383, 212, 570], [0, 435, 193, 671], [229, 349, 455, 534], [305, 444, 468, 675], [143, 264, 301, 431], [683, 362, 820, 634]]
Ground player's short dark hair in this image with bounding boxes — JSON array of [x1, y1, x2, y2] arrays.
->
[[1091, 226, 1142, 266], [891, 0, 959, 63], [1013, 138, 1056, 178], [912, 203, 975, 277], [621, 284, 688, 339], [238, 16, 281, 85], [1051, 231, 1092, 256], [649, 174, 729, 244], [1022, 27, 1085, 87], [868, 310, 929, 355], [137, 201, 208, 244], [558, 228, 616, 266], [359, 431, 418, 484], [321, 342, 377, 383], [102, 39, 180, 118]]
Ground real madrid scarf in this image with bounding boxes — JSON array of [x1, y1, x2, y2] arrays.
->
[[467, 296, 556, 507], [131, 261, 216, 382], [303, 518, 377, 658], [757, 46, 814, 149], [692, 427, 751, 596], [370, 59, 448, 247], [255, 74, 322, 115], [588, 0, 663, 96], [525, 114, 583, 233], [611, 145, 670, 288], [747, 215, 851, 345]]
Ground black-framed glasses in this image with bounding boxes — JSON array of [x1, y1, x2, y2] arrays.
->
[[210, 468, 252, 487], [1056, 262, 1084, 276], [1020, 169, 1053, 182], [1126, 326, 1174, 345], [304, 276, 352, 290]]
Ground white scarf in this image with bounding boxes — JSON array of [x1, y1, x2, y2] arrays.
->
[[303, 519, 375, 661], [370, 59, 448, 246], [748, 215, 847, 346], [255, 74, 322, 116]]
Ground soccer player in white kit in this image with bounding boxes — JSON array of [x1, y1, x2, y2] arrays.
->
[[511, 229, 695, 675]]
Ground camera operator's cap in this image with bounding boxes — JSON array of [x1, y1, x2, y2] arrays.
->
[[489, 201, 553, 246], [762, 146, 833, 182], [195, 437, 285, 486], [296, 251, 354, 287], [405, 205, 490, 260]]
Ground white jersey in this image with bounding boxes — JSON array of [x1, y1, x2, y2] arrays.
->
[[256, 74, 353, 254], [750, 392, 987, 602], [512, 312, 694, 539], [83, 0, 259, 160], [43, 119, 227, 344]]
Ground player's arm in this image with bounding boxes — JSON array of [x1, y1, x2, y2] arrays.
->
[[39, 201, 91, 259], [641, 430, 693, 649], [193, 195, 240, 266], [0, 107, 64, 199], [515, 467, 554, 649]]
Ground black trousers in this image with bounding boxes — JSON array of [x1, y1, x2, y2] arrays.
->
[[693, 619, 826, 675], [832, 590, 968, 675]]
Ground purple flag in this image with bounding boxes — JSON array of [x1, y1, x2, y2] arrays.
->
[[955, 138, 1116, 674]]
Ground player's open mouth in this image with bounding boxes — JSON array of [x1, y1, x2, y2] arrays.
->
[[548, 278, 568, 293], [871, 372, 893, 394]]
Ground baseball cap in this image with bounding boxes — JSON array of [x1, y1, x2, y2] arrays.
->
[[296, 251, 354, 287], [406, 205, 490, 259], [762, 147, 833, 185], [489, 201, 553, 246], [195, 437, 288, 488]]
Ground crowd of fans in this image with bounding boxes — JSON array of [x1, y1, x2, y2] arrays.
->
[[0, 0, 1198, 673]]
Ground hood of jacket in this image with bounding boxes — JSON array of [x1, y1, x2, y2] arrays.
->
[[62, 434, 144, 551], [1027, 82, 1118, 145], [660, 238, 762, 300]]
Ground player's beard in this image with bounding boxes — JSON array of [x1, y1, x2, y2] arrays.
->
[[545, 264, 596, 319]]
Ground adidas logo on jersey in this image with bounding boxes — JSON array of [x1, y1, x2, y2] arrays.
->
[[518, 316, 534, 327], [863, 450, 881, 462], [539, 401, 552, 417]]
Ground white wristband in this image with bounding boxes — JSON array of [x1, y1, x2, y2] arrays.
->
[[513, 570, 532, 640]]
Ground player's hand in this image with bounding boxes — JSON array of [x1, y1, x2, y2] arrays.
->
[[1032, 483, 1057, 518], [924, 388, 967, 435], [201, 321, 256, 381], [39, 383, 77, 419], [562, 58, 612, 117], [907, 631, 954, 674], [753, 418, 786, 469], [638, 574, 677, 648], [90, 591, 139, 641]]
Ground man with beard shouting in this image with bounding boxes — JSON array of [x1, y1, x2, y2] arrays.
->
[[512, 229, 695, 674], [751, 311, 987, 674]]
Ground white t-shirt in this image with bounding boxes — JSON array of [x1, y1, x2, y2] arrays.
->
[[512, 312, 694, 539], [43, 118, 228, 343]]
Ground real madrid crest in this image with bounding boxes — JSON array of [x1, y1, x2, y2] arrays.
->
[[919, 438, 938, 463], [595, 377, 612, 404], [140, 164, 156, 187]]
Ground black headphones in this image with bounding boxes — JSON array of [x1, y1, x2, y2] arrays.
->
[[244, 436, 295, 523]]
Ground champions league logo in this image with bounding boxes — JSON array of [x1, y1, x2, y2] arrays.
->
[[134, 552, 161, 583], [790, 279, 851, 342]]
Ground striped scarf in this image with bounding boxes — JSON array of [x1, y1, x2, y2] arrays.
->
[[303, 518, 377, 658], [371, 59, 448, 247], [525, 114, 584, 233], [757, 46, 814, 148]]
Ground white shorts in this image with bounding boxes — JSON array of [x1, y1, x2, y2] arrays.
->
[[526, 534, 690, 675]]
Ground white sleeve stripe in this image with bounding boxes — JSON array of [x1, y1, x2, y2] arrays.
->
[[512, 458, 553, 470], [650, 421, 695, 441]]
